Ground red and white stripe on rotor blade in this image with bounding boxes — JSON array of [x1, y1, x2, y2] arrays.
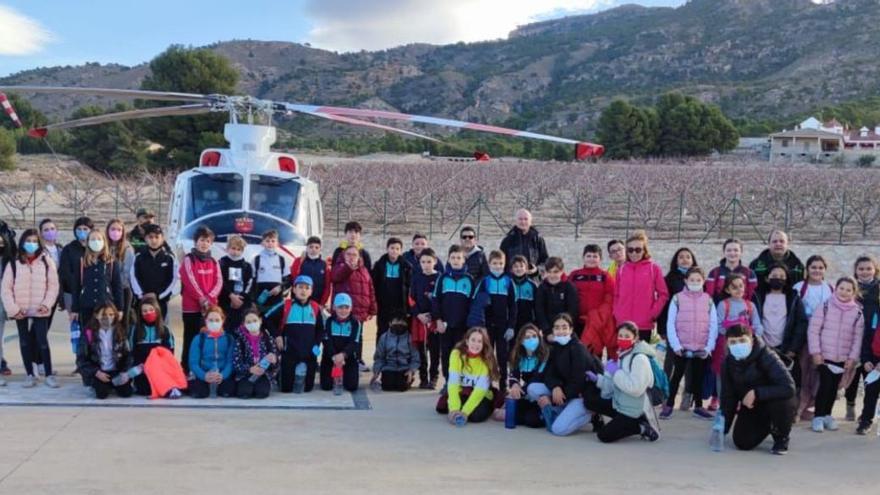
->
[[0, 92, 23, 128]]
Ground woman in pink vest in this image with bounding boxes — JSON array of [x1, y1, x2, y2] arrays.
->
[[612, 230, 669, 342], [179, 226, 222, 373], [661, 267, 717, 420]]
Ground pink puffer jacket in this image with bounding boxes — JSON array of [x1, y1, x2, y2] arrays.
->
[[613, 258, 669, 330], [1, 254, 60, 316], [807, 295, 864, 362]]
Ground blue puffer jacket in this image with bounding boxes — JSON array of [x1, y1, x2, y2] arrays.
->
[[189, 331, 234, 381]]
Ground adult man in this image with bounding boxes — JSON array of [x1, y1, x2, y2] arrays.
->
[[459, 225, 488, 281], [749, 230, 804, 292], [499, 209, 548, 276]]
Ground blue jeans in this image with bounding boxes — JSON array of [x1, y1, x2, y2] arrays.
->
[[527, 382, 591, 436]]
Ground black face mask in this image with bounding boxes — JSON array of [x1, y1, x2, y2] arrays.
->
[[768, 279, 786, 291], [390, 324, 408, 335]]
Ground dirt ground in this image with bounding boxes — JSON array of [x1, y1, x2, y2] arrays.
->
[[0, 297, 876, 494]]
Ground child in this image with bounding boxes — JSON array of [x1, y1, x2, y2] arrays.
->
[[535, 257, 579, 338], [403, 233, 444, 275], [705, 238, 758, 303], [130, 224, 177, 321], [291, 236, 332, 306], [128, 295, 180, 398], [332, 245, 377, 371], [232, 309, 278, 399], [188, 306, 235, 398], [332, 221, 372, 270], [510, 255, 537, 330], [275, 275, 323, 393], [753, 264, 808, 388], [372, 314, 420, 392], [467, 250, 517, 391], [372, 237, 412, 337], [106, 219, 135, 330], [569, 245, 615, 359], [0, 231, 15, 379], [410, 248, 441, 389], [606, 239, 625, 279], [505, 323, 549, 428], [72, 229, 124, 325], [1, 229, 59, 388], [320, 293, 362, 393], [808, 277, 864, 432], [59, 217, 94, 325], [528, 314, 602, 436], [219, 235, 254, 332], [586, 321, 661, 443], [252, 230, 289, 332], [793, 254, 833, 421], [662, 267, 717, 419], [657, 248, 698, 349], [856, 255, 880, 433], [432, 245, 475, 383], [77, 303, 134, 399], [179, 226, 222, 373], [435, 327, 500, 425]]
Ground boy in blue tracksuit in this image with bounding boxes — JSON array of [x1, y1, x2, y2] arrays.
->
[[432, 245, 475, 383], [511, 255, 537, 330], [468, 250, 517, 392], [273, 275, 323, 393], [320, 293, 362, 393], [410, 248, 441, 389]]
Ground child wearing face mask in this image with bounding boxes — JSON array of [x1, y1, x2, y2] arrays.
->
[[129, 295, 182, 398], [77, 303, 134, 399], [808, 277, 864, 433], [106, 219, 135, 330], [188, 306, 235, 398], [372, 314, 420, 392], [321, 294, 362, 393], [59, 216, 94, 322], [71, 229, 124, 326], [657, 248, 698, 348], [753, 264, 808, 390], [467, 250, 517, 392], [252, 230, 289, 333], [503, 324, 550, 428], [436, 327, 500, 425], [661, 267, 717, 420], [274, 275, 324, 393], [792, 254, 833, 421], [219, 235, 254, 332], [232, 309, 278, 399]]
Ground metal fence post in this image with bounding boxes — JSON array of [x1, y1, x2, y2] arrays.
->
[[335, 187, 341, 236], [677, 190, 684, 244], [74, 180, 78, 219], [428, 192, 434, 240], [839, 191, 846, 245], [31, 181, 37, 227], [730, 194, 738, 238], [476, 193, 482, 239], [382, 189, 388, 238], [624, 192, 631, 238], [574, 185, 581, 240], [115, 182, 120, 219]]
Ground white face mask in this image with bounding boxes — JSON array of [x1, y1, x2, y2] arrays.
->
[[687, 283, 703, 292], [88, 239, 104, 252], [206, 321, 223, 333], [245, 321, 261, 334]]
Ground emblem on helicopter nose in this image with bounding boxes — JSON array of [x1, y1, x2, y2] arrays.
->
[[234, 216, 254, 233]]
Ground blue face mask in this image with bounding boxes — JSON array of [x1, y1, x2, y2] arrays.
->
[[490, 269, 504, 277], [75, 229, 90, 242], [729, 341, 752, 361], [677, 266, 689, 275], [523, 336, 540, 353], [23, 242, 39, 255], [555, 335, 572, 346]]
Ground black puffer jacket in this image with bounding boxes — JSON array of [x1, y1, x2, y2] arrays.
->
[[858, 279, 880, 364], [535, 280, 579, 336], [500, 226, 548, 271], [543, 339, 602, 401], [752, 288, 808, 356], [721, 337, 795, 433]]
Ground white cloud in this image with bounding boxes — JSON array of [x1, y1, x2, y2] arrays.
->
[[304, 0, 613, 52], [0, 5, 54, 55]]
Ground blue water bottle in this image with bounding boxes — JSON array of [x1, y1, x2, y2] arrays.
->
[[69, 320, 81, 354], [505, 397, 517, 429]]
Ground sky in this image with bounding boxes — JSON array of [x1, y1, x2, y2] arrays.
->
[[0, 0, 684, 77]]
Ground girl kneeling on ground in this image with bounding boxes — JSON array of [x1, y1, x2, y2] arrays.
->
[[232, 309, 278, 399], [436, 327, 500, 425], [585, 321, 660, 443], [188, 306, 235, 398], [503, 323, 549, 428], [129, 295, 183, 398], [77, 303, 134, 399]]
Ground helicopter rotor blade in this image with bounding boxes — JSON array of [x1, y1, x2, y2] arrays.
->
[[0, 85, 211, 103], [286, 105, 442, 143], [27, 103, 216, 138]]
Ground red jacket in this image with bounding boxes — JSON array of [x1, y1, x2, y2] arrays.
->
[[332, 262, 377, 322], [613, 258, 669, 331], [179, 253, 222, 313], [569, 266, 615, 348], [290, 255, 333, 305]]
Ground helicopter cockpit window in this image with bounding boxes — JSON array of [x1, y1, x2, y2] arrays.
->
[[186, 173, 244, 223], [249, 175, 300, 223]]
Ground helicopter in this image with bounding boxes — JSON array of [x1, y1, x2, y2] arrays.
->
[[0, 86, 604, 261]]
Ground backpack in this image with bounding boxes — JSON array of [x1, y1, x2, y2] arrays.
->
[[722, 298, 754, 330], [628, 351, 670, 407]]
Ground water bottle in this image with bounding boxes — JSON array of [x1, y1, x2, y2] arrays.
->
[[332, 364, 344, 396], [249, 357, 271, 383], [70, 320, 81, 354], [257, 289, 270, 306], [293, 362, 307, 393], [504, 398, 517, 429], [710, 412, 725, 452], [210, 368, 219, 398], [127, 365, 144, 379], [454, 413, 467, 427], [656, 340, 667, 354], [111, 372, 129, 386]]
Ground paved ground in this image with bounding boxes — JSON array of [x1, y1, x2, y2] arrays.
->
[[0, 303, 876, 494]]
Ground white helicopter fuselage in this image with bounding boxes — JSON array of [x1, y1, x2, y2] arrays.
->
[[166, 123, 322, 263]]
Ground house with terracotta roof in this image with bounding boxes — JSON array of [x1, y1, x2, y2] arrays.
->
[[769, 117, 880, 164]]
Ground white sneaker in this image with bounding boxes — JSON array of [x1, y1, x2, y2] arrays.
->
[[36, 364, 46, 377], [812, 417, 825, 432], [22, 375, 37, 388], [823, 416, 839, 431], [0, 377, 6, 386], [45, 375, 60, 388]]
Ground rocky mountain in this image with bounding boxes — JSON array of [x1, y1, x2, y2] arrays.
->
[[2, 0, 877, 138]]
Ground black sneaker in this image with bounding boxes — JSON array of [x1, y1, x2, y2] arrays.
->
[[856, 422, 871, 436], [418, 381, 434, 390], [639, 419, 659, 442], [591, 413, 605, 433], [771, 437, 789, 455]]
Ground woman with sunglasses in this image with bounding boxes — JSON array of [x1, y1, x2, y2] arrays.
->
[[612, 230, 669, 342]]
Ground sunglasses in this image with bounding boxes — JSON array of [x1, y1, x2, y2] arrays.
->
[[627, 247, 644, 254], [460, 235, 475, 240]]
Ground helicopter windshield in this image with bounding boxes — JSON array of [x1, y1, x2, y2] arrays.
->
[[249, 174, 300, 223], [186, 172, 245, 223]]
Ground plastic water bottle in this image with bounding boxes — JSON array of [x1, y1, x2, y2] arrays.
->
[[257, 289, 270, 305], [710, 412, 725, 452], [69, 320, 81, 354], [249, 357, 270, 383], [332, 364, 344, 396], [454, 413, 467, 427], [111, 372, 129, 386], [127, 365, 144, 379], [505, 398, 517, 429], [293, 362, 307, 393]]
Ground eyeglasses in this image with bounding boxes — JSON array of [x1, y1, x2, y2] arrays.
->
[[627, 247, 644, 254], [461, 235, 475, 240]]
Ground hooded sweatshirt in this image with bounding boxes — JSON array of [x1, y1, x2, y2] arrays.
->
[[613, 258, 669, 330], [597, 341, 655, 420]]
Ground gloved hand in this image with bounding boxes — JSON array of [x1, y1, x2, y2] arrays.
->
[[605, 360, 619, 375], [585, 371, 598, 383], [504, 328, 515, 341], [312, 345, 321, 357]]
